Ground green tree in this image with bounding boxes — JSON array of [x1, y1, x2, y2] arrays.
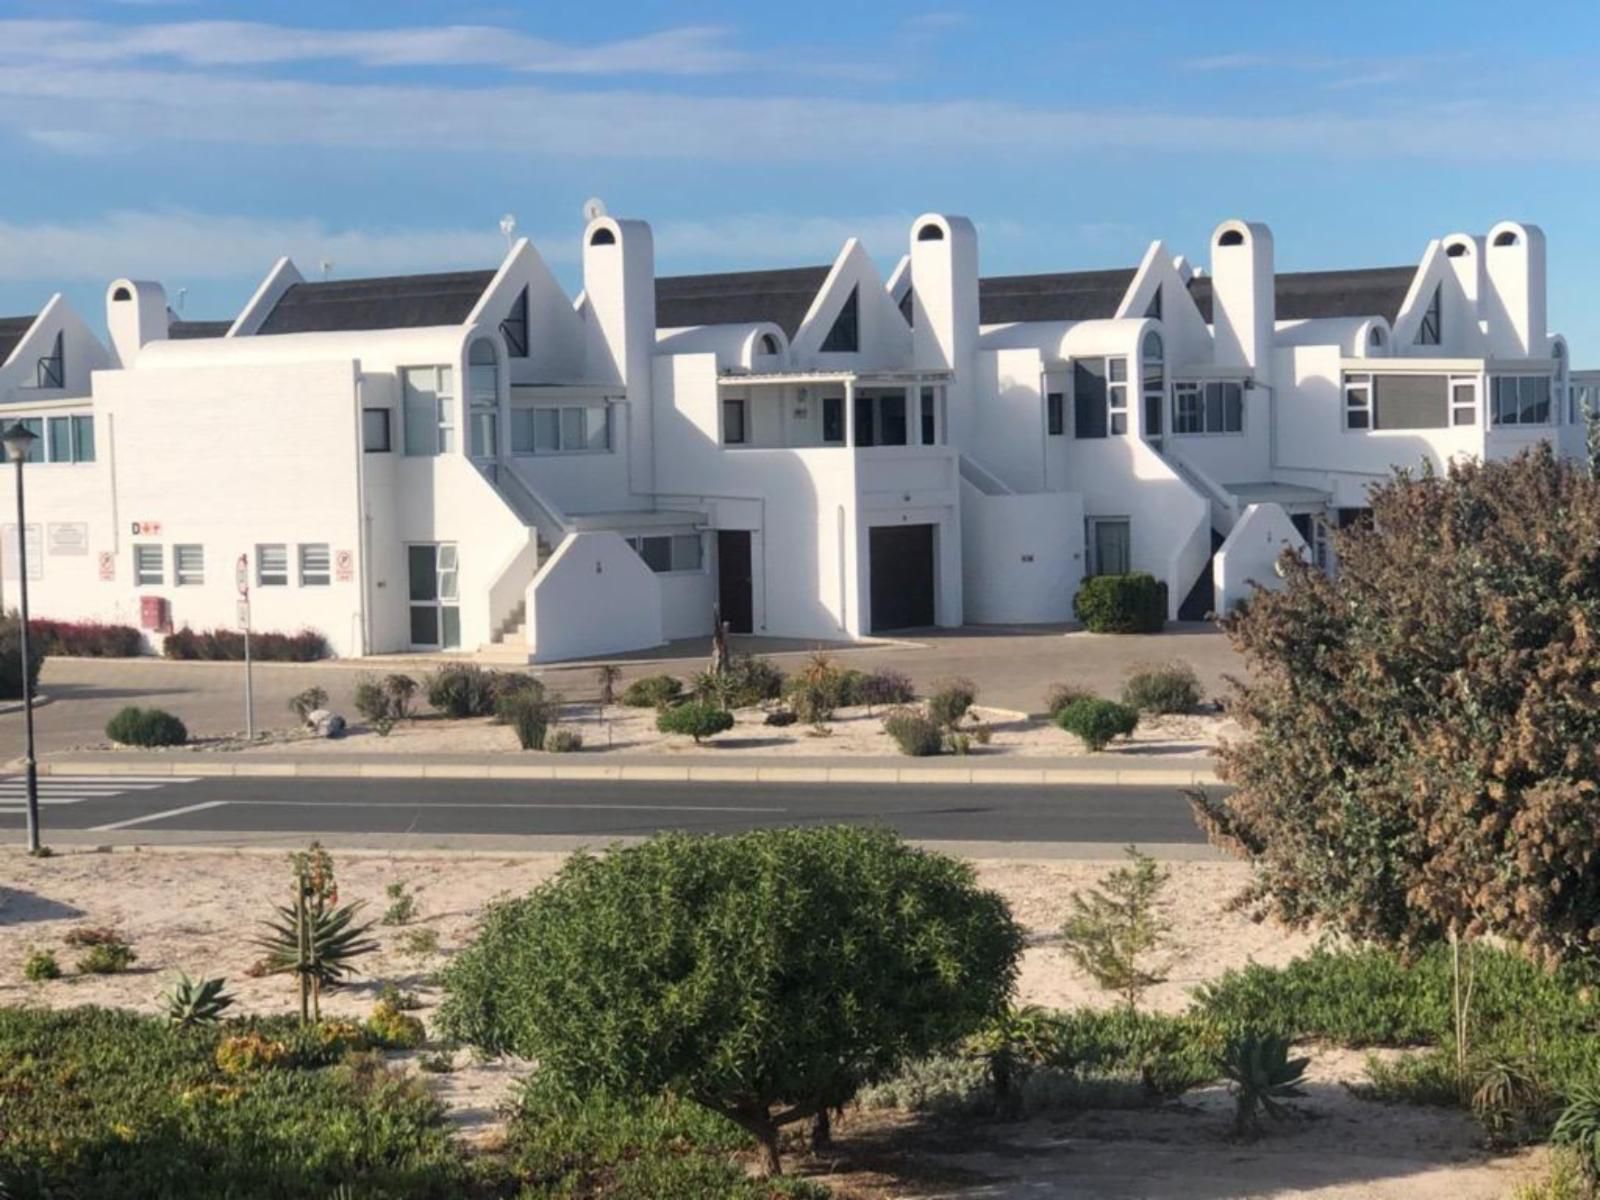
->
[[438, 826, 1022, 1176], [1059, 847, 1170, 1009]]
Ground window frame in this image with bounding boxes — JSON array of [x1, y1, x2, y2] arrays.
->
[[1046, 391, 1065, 437], [173, 544, 204, 587], [509, 402, 613, 455], [625, 533, 704, 574], [401, 364, 455, 457], [255, 543, 289, 587], [1450, 377, 1478, 427], [1343, 374, 1373, 431], [133, 543, 164, 587], [722, 397, 748, 446], [1490, 375, 1552, 427], [1108, 358, 1129, 437], [1415, 285, 1442, 347], [1173, 380, 1245, 436], [299, 543, 331, 587], [362, 407, 392, 453]]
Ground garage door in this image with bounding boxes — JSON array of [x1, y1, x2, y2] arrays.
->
[[869, 524, 935, 632]]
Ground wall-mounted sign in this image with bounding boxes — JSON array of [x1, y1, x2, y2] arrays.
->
[[98, 550, 115, 581], [335, 549, 354, 583], [48, 523, 88, 556], [0, 524, 42, 580], [130, 520, 162, 536]]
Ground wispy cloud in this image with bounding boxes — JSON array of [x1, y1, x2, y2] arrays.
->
[[1180, 49, 1478, 92]]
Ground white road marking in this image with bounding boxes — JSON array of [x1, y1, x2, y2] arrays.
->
[[0, 775, 199, 808], [89, 801, 230, 832]]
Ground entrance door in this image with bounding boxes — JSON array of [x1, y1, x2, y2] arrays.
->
[[869, 524, 936, 632], [1086, 518, 1131, 576], [716, 530, 753, 634], [408, 543, 460, 649]]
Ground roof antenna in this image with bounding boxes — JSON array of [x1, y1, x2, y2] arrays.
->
[[319, 259, 334, 280], [499, 213, 517, 247], [582, 197, 607, 223], [175, 287, 187, 315]]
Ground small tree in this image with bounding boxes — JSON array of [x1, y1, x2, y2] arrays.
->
[[1059, 846, 1170, 1010], [595, 664, 622, 712], [254, 842, 378, 1024], [656, 701, 734, 744], [438, 827, 1023, 1176]]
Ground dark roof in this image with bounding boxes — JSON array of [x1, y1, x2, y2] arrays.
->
[[1188, 266, 1416, 325], [656, 266, 832, 338], [255, 269, 496, 336], [978, 269, 1139, 324], [0, 315, 37, 367], [168, 319, 232, 341]]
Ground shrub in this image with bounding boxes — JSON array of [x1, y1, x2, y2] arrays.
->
[[724, 654, 786, 707], [366, 1000, 426, 1050], [353, 672, 416, 734], [1552, 1082, 1600, 1193], [856, 668, 916, 711], [882, 707, 943, 756], [0, 612, 45, 701], [1219, 1031, 1308, 1139], [498, 688, 560, 751], [546, 727, 583, 753], [162, 627, 328, 662], [64, 925, 123, 948], [376, 982, 424, 1012], [439, 826, 1024, 1176], [1045, 682, 1096, 719], [1121, 660, 1201, 714], [656, 701, 735, 744], [1074, 573, 1168, 634], [424, 664, 499, 718], [163, 973, 235, 1027], [78, 940, 137, 975], [972, 722, 993, 746], [23, 948, 60, 981], [105, 705, 189, 747], [622, 673, 683, 708], [783, 652, 857, 727], [398, 927, 441, 962], [287, 686, 327, 725], [29, 619, 143, 658], [926, 676, 977, 730], [382, 881, 418, 926], [1055, 697, 1138, 750], [1060, 847, 1171, 1010], [764, 708, 797, 727]]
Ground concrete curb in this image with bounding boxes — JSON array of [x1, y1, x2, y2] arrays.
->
[[38, 757, 1220, 788], [0, 694, 51, 716]]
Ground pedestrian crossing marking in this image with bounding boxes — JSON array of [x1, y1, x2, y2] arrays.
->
[[0, 776, 198, 813]]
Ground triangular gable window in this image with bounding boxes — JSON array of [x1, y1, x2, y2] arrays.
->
[[1415, 285, 1441, 346], [1144, 288, 1162, 321], [820, 286, 859, 353], [500, 287, 529, 358], [36, 331, 63, 389], [898, 287, 914, 328]]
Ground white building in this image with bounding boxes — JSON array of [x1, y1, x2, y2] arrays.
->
[[0, 212, 1579, 660]]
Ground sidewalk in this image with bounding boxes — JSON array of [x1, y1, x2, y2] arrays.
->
[[36, 749, 1222, 788]]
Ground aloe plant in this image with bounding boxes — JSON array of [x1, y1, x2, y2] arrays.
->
[[1219, 1031, 1308, 1138], [254, 847, 378, 1024], [163, 971, 236, 1027]]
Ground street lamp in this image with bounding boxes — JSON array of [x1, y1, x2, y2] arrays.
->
[[2, 421, 40, 853]]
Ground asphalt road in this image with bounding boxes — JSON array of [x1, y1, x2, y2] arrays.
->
[[0, 774, 1213, 846]]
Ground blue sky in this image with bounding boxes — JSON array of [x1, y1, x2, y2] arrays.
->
[[3, 0, 1599, 353]]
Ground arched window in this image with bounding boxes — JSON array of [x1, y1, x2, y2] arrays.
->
[[1141, 331, 1164, 363], [589, 227, 616, 246], [467, 338, 499, 458], [112, 286, 132, 301], [1217, 229, 1245, 247], [1369, 325, 1385, 348], [1141, 333, 1165, 440], [1446, 242, 1469, 258], [757, 333, 780, 355], [1493, 230, 1520, 247], [916, 223, 945, 242]]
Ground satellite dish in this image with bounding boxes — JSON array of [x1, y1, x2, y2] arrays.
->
[[582, 197, 608, 222], [499, 213, 517, 240]]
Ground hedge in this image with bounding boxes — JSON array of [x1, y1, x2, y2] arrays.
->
[[0, 613, 45, 700], [1074, 573, 1168, 634], [29, 619, 144, 658], [162, 627, 329, 662]]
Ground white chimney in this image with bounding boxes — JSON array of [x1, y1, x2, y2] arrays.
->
[[1208, 220, 1275, 383], [105, 279, 169, 368], [1484, 221, 1546, 358], [581, 215, 656, 490]]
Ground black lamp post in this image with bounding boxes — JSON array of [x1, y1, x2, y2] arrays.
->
[[2, 422, 40, 853]]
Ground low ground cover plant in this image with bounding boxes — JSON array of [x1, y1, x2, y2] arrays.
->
[[23, 948, 60, 981], [856, 668, 916, 712], [1055, 697, 1138, 750], [29, 618, 143, 658], [1074, 573, 1167, 634], [882, 707, 943, 756], [105, 706, 189, 747], [162, 627, 328, 662], [545, 727, 583, 753], [1121, 660, 1201, 714], [622, 672, 683, 708], [656, 700, 735, 744]]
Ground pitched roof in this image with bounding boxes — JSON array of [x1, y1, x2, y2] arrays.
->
[[168, 319, 233, 341], [255, 269, 496, 336], [655, 266, 832, 338], [0, 315, 37, 367], [1188, 266, 1417, 324], [978, 269, 1139, 324]]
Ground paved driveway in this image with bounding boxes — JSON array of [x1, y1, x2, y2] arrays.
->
[[4, 623, 1244, 755]]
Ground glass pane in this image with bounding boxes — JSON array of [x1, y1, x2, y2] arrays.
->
[[438, 367, 454, 397], [670, 534, 702, 571], [470, 411, 496, 458], [408, 545, 437, 601], [1205, 383, 1224, 432], [441, 606, 461, 650], [439, 568, 458, 601], [562, 408, 584, 450], [438, 544, 457, 570], [510, 408, 536, 453], [1094, 522, 1130, 576], [470, 364, 497, 403], [437, 397, 456, 453], [822, 396, 844, 443], [921, 387, 936, 445], [587, 406, 610, 451], [72, 415, 95, 462], [1109, 358, 1128, 383], [20, 417, 42, 462], [402, 370, 437, 456], [533, 409, 560, 451], [879, 392, 907, 445], [1223, 383, 1244, 431], [362, 408, 390, 452], [47, 416, 70, 462], [409, 605, 439, 646], [639, 537, 672, 572]]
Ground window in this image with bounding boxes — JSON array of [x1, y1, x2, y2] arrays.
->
[[1217, 229, 1245, 247], [47, 417, 69, 463], [362, 407, 392, 452], [1046, 392, 1065, 436], [1344, 375, 1372, 429], [820, 287, 859, 353], [11, 417, 42, 462], [757, 333, 780, 356], [256, 543, 288, 587], [722, 398, 747, 445], [625, 534, 703, 573], [299, 543, 331, 586], [916, 222, 945, 241], [44, 413, 94, 462], [402, 365, 454, 456], [408, 543, 459, 648], [1451, 380, 1478, 426], [510, 404, 610, 453], [133, 544, 163, 586], [589, 227, 616, 246], [920, 386, 937, 445], [36, 332, 63, 389], [822, 395, 844, 443], [1174, 381, 1244, 434], [898, 287, 914, 327], [1108, 362, 1129, 437], [71, 414, 94, 462], [468, 339, 499, 459], [500, 288, 529, 357], [853, 390, 910, 447], [1491, 376, 1551, 427], [1087, 519, 1131, 577], [174, 544, 204, 587], [1145, 289, 1162, 320], [1415, 285, 1441, 347], [1142, 333, 1165, 439], [1073, 360, 1108, 439]]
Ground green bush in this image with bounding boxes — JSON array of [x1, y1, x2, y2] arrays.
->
[[286, 686, 327, 725], [0, 612, 45, 701], [546, 727, 583, 753], [438, 826, 1023, 1176], [77, 940, 137, 975], [856, 669, 916, 710], [366, 1000, 426, 1049], [23, 948, 60, 981], [1044, 682, 1096, 719], [621, 673, 683, 708], [498, 687, 560, 751], [423, 664, 499, 718], [882, 707, 943, 756], [926, 677, 977, 730], [782, 652, 858, 725], [1121, 660, 1201, 714], [655, 701, 735, 744], [105, 706, 188, 747], [1074, 573, 1168, 634], [724, 655, 786, 707], [1055, 697, 1138, 750]]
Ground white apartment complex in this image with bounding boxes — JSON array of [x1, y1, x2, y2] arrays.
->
[[0, 212, 1581, 661]]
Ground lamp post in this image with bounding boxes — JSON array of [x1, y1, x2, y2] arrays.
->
[[2, 422, 40, 853]]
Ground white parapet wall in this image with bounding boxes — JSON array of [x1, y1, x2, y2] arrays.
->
[[525, 531, 664, 663], [1214, 502, 1309, 613], [960, 481, 1084, 624]]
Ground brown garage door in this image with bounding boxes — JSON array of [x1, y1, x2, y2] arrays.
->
[[869, 524, 935, 632]]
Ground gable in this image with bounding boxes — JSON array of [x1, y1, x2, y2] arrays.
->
[[789, 240, 910, 366], [1116, 241, 1213, 363]]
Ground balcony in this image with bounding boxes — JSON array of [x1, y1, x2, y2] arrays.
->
[[715, 368, 952, 453]]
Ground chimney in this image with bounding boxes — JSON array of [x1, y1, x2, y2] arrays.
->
[[581, 215, 656, 490], [1442, 233, 1484, 308], [1484, 221, 1546, 357], [1208, 220, 1275, 384], [908, 214, 978, 446], [105, 279, 169, 368]]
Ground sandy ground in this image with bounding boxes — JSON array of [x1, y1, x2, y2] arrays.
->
[[78, 702, 1239, 760], [0, 848, 1541, 1198]]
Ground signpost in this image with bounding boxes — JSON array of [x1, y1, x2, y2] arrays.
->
[[236, 554, 254, 740]]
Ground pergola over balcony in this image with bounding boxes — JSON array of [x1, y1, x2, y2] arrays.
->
[[715, 369, 953, 450]]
